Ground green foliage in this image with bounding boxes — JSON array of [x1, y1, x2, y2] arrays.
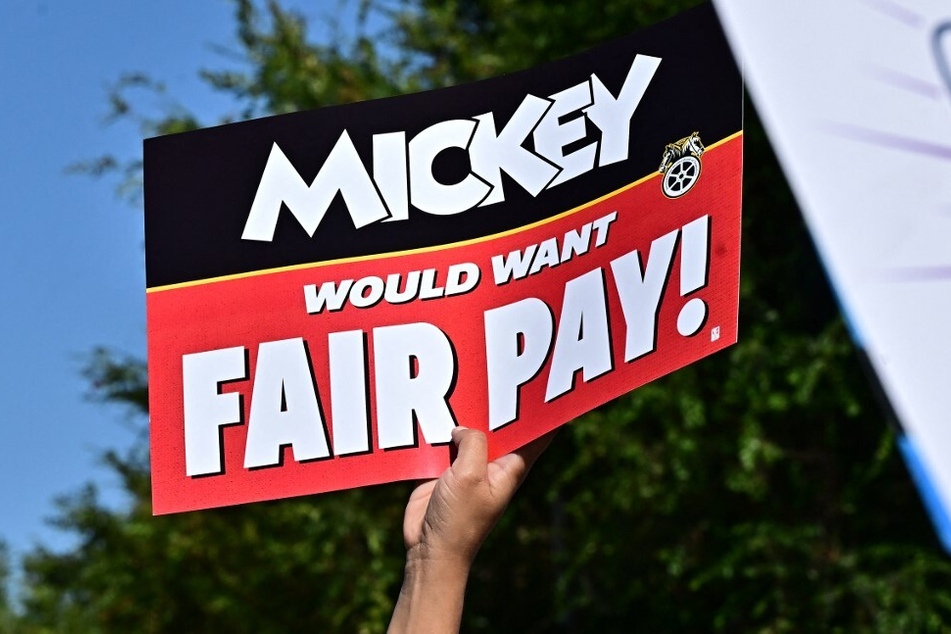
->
[[19, 481, 406, 633], [0, 543, 19, 632], [11, 0, 951, 631], [389, 0, 705, 86]]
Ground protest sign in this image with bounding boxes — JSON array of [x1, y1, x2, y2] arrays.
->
[[713, 0, 951, 553], [145, 4, 742, 514]]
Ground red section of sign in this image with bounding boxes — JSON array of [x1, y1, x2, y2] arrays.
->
[[147, 134, 741, 514]]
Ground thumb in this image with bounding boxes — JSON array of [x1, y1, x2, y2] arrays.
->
[[450, 427, 489, 482]]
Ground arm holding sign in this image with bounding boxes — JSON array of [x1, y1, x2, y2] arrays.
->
[[387, 427, 553, 633]]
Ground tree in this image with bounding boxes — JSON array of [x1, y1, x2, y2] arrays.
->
[[0, 543, 19, 631], [12, 1, 951, 631]]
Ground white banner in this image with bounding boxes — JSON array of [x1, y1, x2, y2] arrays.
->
[[712, 0, 951, 551]]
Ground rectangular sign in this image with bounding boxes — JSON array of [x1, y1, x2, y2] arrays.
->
[[145, 4, 743, 514]]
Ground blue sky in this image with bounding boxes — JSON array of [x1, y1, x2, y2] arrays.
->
[[0, 0, 342, 566]]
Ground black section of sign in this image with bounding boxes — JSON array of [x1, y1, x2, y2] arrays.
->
[[144, 4, 740, 288]]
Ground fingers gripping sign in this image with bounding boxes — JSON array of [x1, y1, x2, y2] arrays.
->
[[389, 427, 554, 633], [404, 427, 550, 562]]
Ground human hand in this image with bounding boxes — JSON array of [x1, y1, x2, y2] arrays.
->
[[402, 427, 554, 567], [388, 427, 554, 633]]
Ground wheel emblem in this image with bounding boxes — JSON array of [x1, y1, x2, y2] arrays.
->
[[659, 132, 705, 198], [663, 156, 701, 198]]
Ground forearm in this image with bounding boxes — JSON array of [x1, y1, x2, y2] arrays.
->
[[388, 549, 470, 634]]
